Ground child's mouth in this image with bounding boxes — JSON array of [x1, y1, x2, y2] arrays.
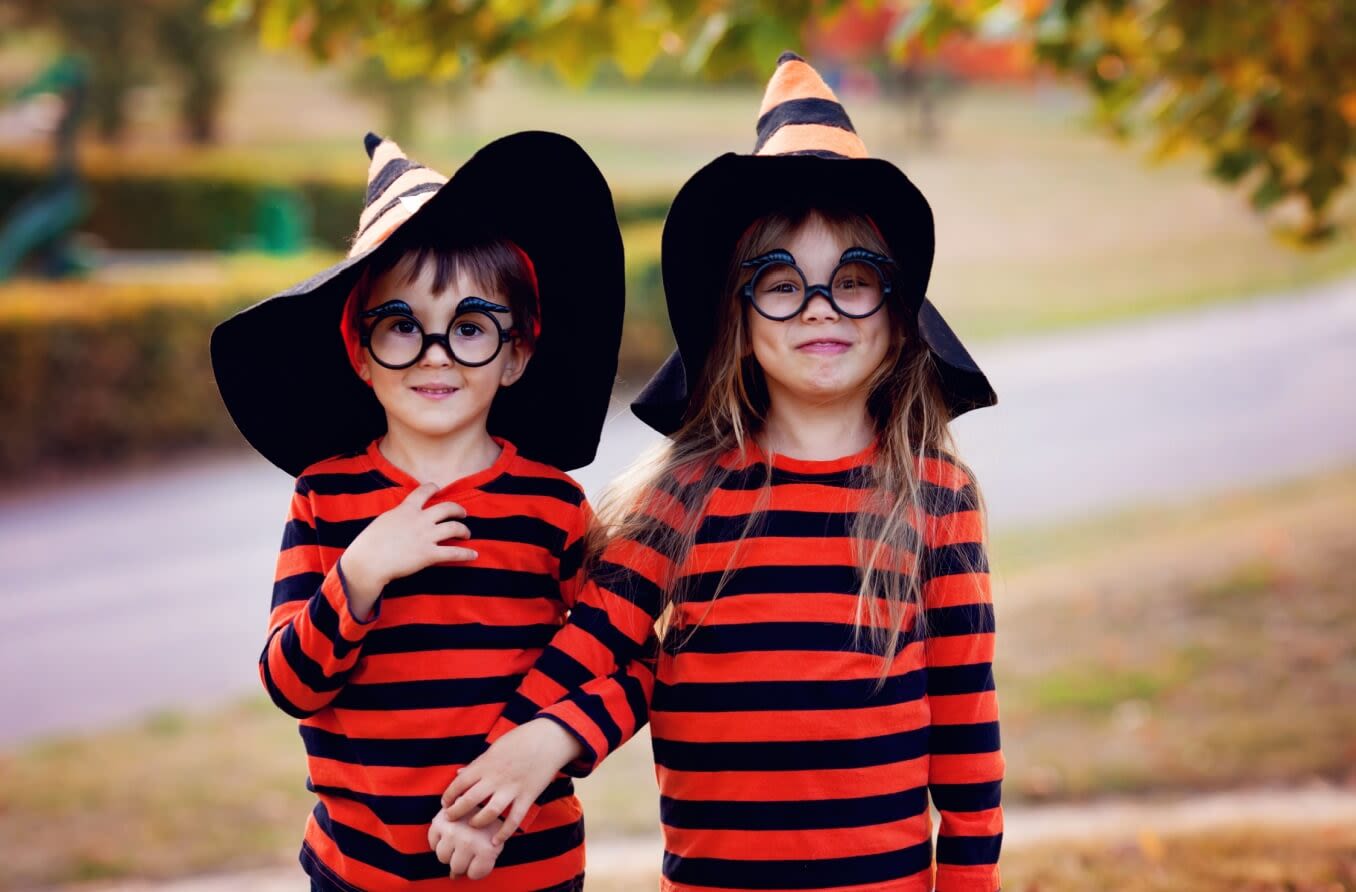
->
[[412, 385, 459, 401], [797, 339, 851, 355]]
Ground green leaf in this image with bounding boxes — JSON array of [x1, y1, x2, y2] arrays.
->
[[1249, 167, 1287, 211], [1210, 149, 1260, 183]]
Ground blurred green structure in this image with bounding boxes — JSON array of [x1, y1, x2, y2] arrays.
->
[[0, 53, 92, 280]]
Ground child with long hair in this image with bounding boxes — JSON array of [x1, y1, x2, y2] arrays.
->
[[437, 54, 1003, 891]]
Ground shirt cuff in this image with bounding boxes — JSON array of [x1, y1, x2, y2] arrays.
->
[[329, 559, 381, 638], [532, 710, 601, 778], [934, 863, 1002, 892]]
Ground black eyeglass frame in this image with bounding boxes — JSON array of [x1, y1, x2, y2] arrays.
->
[[740, 247, 896, 321], [359, 297, 518, 370]]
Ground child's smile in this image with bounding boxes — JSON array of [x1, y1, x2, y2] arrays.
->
[[410, 380, 460, 400]]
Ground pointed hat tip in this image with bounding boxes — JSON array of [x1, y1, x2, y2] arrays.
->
[[776, 50, 805, 65], [363, 132, 383, 159]]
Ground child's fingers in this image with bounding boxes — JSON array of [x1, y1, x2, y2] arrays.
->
[[468, 791, 513, 828], [425, 500, 467, 522], [433, 544, 478, 563], [493, 800, 532, 845], [467, 849, 500, 881], [441, 770, 477, 808], [427, 819, 442, 852], [404, 482, 440, 508], [446, 778, 494, 821], [431, 520, 471, 541], [434, 830, 457, 865], [447, 842, 474, 879]]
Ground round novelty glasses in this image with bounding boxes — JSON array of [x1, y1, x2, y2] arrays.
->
[[360, 297, 516, 369], [742, 248, 894, 321]]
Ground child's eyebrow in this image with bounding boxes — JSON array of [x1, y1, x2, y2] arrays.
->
[[742, 249, 796, 267]]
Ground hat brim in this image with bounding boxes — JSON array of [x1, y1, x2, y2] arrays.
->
[[633, 152, 995, 434], [211, 130, 625, 477]]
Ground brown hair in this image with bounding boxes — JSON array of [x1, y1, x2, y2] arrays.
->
[[592, 207, 986, 680]]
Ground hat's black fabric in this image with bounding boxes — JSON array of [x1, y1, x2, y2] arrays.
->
[[631, 54, 996, 435], [211, 130, 624, 476]]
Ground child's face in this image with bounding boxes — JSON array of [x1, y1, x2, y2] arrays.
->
[[745, 216, 894, 409], [357, 257, 532, 443]]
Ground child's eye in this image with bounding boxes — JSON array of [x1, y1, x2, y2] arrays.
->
[[393, 320, 419, 335], [454, 322, 486, 338]]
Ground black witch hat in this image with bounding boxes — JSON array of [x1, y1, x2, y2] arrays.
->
[[632, 52, 995, 435], [211, 130, 625, 476]]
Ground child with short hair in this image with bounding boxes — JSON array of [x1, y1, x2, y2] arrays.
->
[[212, 131, 646, 891], [439, 54, 1004, 892]]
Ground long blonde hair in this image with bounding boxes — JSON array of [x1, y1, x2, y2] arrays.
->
[[594, 207, 985, 677]]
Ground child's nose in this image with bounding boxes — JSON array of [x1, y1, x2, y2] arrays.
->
[[421, 341, 455, 366], [800, 291, 840, 322]]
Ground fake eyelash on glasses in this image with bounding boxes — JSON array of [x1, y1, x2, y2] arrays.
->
[[839, 247, 894, 266], [741, 250, 796, 268], [360, 300, 413, 318], [360, 296, 512, 319], [741, 247, 894, 269]]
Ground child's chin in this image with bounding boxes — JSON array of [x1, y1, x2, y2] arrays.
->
[[394, 404, 489, 438]]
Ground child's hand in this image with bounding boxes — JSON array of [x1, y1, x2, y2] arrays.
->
[[441, 718, 585, 844], [427, 807, 504, 880], [340, 482, 475, 619]]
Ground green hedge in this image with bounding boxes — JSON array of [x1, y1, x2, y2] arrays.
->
[[0, 292, 252, 474], [0, 261, 670, 478], [0, 163, 671, 253]]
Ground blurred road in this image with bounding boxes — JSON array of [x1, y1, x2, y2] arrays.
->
[[2, 276, 1353, 745]]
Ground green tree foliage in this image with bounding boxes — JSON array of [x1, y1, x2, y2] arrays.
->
[[218, 0, 1352, 239], [894, 0, 1356, 242], [209, 0, 821, 85]]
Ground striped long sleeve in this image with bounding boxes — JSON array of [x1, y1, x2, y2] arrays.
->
[[486, 492, 666, 775], [261, 477, 379, 718], [922, 459, 1004, 891]]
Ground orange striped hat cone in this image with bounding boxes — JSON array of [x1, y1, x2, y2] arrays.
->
[[754, 51, 869, 159], [350, 132, 449, 257], [632, 51, 996, 436], [211, 130, 626, 477]]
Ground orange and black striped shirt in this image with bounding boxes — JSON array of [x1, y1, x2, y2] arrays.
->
[[492, 440, 1003, 892], [262, 437, 648, 891]]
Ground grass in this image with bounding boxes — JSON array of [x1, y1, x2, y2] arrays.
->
[[999, 824, 1356, 892], [992, 468, 1356, 801], [3, 466, 1353, 888], [584, 824, 1356, 891]]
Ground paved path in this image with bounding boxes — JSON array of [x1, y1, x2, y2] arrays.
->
[[47, 785, 1356, 891], [2, 277, 1353, 745]]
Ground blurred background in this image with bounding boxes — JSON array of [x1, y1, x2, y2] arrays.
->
[[0, 1, 1353, 890]]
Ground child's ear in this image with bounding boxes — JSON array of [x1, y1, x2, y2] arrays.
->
[[356, 352, 372, 383], [499, 339, 534, 387]]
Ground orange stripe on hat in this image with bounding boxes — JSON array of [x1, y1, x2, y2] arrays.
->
[[756, 123, 868, 158], [357, 168, 445, 230]]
